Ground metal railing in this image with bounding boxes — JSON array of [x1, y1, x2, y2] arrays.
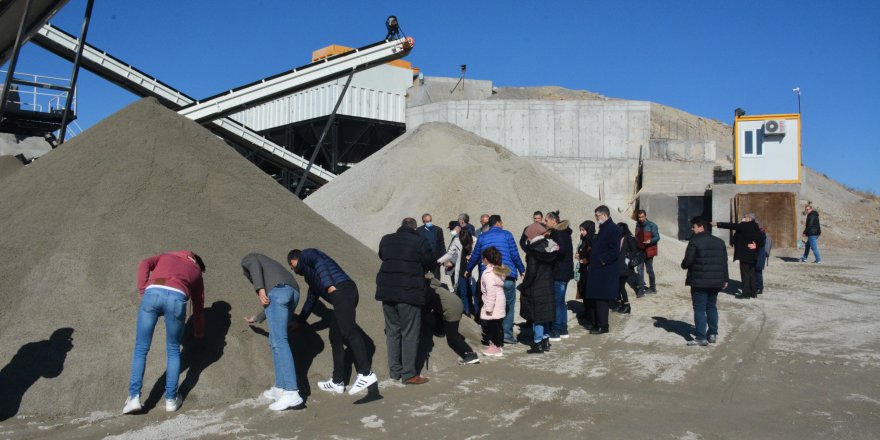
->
[[1, 70, 76, 116]]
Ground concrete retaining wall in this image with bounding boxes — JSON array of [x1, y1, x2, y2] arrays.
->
[[641, 160, 714, 194]]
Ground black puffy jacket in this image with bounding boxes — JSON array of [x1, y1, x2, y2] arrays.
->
[[376, 227, 435, 305], [681, 232, 729, 289], [804, 211, 821, 236], [519, 239, 557, 323], [550, 223, 575, 282], [716, 221, 764, 264], [618, 234, 641, 277]]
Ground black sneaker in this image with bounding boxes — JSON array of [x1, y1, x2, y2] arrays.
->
[[589, 327, 609, 335], [459, 352, 481, 364], [648, 287, 657, 294], [526, 343, 544, 354], [707, 335, 718, 344], [687, 339, 709, 346]]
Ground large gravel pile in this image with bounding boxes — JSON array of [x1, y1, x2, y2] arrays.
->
[[0, 155, 22, 180], [0, 98, 416, 418], [305, 122, 609, 254]]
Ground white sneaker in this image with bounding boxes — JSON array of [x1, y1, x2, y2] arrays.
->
[[262, 386, 283, 400], [549, 336, 562, 342], [165, 394, 182, 412], [122, 395, 142, 414], [560, 334, 570, 339], [317, 379, 345, 394], [269, 390, 303, 411], [348, 372, 378, 395]]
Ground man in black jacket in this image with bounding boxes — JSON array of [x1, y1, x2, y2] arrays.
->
[[288, 248, 376, 396], [377, 217, 435, 385], [800, 204, 822, 263], [416, 213, 446, 279], [682, 217, 728, 346], [713, 213, 764, 299]]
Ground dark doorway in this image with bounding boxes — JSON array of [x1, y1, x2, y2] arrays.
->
[[677, 196, 709, 240]]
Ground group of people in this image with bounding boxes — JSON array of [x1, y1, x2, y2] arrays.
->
[[120, 203, 820, 414], [123, 248, 378, 414]]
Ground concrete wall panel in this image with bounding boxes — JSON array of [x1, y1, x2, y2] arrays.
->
[[503, 102, 530, 156], [555, 102, 579, 157]]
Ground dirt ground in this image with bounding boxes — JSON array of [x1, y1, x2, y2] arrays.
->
[[3, 246, 878, 439]]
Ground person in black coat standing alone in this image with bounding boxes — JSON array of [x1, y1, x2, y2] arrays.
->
[[417, 213, 446, 279], [377, 217, 435, 385], [681, 216, 729, 346], [713, 213, 764, 299], [583, 206, 621, 334], [519, 222, 558, 354]]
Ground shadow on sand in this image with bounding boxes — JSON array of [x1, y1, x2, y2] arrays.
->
[[652, 316, 694, 342], [0, 328, 74, 421]]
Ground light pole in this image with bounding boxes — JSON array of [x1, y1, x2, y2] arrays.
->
[[792, 87, 801, 114]]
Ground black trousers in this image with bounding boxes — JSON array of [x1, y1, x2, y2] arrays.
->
[[483, 318, 504, 347], [329, 281, 371, 382], [740, 262, 757, 298], [587, 299, 610, 329], [618, 276, 630, 305], [443, 320, 474, 357]]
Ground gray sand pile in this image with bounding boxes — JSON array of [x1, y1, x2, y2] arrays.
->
[[305, 122, 609, 253], [0, 155, 23, 180], [304, 121, 690, 292], [0, 97, 427, 418]]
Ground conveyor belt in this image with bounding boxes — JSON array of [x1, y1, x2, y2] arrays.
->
[[33, 23, 342, 184]]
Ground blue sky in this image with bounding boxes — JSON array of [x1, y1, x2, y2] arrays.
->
[[6, 0, 879, 192]]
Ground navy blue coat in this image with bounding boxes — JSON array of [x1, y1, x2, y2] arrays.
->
[[584, 220, 621, 300], [294, 248, 352, 322], [376, 227, 435, 305]]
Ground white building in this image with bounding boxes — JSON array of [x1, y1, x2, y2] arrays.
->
[[734, 113, 801, 184]]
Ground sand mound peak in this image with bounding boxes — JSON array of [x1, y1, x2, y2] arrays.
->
[[305, 122, 608, 254], [0, 97, 408, 418]]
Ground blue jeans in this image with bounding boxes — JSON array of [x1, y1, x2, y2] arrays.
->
[[265, 284, 300, 391], [502, 279, 516, 341], [129, 287, 187, 399], [552, 281, 569, 336], [533, 322, 551, 343], [691, 288, 719, 342], [802, 235, 821, 262], [456, 275, 473, 316]]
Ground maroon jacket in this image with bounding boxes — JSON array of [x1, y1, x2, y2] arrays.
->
[[137, 250, 205, 337]]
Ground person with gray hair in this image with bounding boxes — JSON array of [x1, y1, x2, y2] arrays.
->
[[458, 213, 476, 237], [376, 217, 435, 385], [712, 213, 764, 299]]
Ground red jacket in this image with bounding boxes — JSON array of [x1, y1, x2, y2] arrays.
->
[[137, 250, 205, 337]]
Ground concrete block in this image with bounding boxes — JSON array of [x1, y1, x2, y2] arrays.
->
[[649, 139, 716, 162], [641, 160, 713, 194]]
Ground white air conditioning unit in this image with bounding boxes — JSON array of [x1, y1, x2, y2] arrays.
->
[[763, 120, 786, 135]]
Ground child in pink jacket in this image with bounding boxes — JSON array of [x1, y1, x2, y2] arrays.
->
[[480, 246, 510, 357]]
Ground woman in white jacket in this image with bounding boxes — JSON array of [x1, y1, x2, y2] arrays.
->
[[438, 221, 475, 316]]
